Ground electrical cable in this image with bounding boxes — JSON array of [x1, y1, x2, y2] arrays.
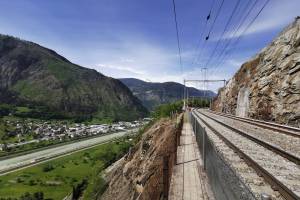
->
[[204, 0, 241, 69], [171, 0, 183, 73], [191, 0, 216, 67], [213, 0, 270, 72]]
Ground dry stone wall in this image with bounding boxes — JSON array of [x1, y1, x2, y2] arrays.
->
[[212, 17, 300, 127]]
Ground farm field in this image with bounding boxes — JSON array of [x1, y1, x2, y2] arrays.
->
[[0, 136, 134, 200]]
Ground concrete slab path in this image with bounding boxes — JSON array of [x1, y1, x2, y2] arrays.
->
[[169, 113, 214, 200]]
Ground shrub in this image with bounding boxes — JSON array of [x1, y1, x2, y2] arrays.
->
[[42, 164, 54, 172], [28, 179, 36, 186], [152, 101, 183, 119]]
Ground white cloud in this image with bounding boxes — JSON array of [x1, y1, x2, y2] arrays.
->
[[90, 35, 247, 93], [69, 34, 188, 82], [225, 0, 300, 39], [97, 63, 146, 76]]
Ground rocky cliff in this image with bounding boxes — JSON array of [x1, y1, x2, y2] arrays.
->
[[212, 17, 300, 127], [99, 116, 182, 200], [0, 34, 148, 121]]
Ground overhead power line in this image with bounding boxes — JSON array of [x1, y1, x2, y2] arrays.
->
[[213, 0, 258, 66], [171, 0, 186, 101], [208, 0, 259, 76], [191, 0, 216, 67], [193, 0, 225, 66], [204, 0, 242, 69], [205, 0, 225, 41], [171, 0, 183, 73], [191, 18, 209, 66], [197, 0, 225, 66], [213, 0, 271, 72], [230, 0, 271, 52]]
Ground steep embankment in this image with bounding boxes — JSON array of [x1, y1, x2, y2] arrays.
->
[[99, 116, 182, 200], [212, 17, 300, 127], [120, 78, 215, 110], [0, 34, 148, 121]]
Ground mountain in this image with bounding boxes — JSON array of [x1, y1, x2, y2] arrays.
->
[[212, 17, 300, 127], [119, 78, 216, 110], [0, 34, 148, 121]]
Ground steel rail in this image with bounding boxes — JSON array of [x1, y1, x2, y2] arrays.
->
[[192, 111, 300, 200], [197, 111, 300, 165], [208, 110, 300, 138]]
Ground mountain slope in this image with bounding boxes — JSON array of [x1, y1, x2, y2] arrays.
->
[[0, 34, 148, 121], [120, 78, 215, 110], [212, 17, 300, 126]]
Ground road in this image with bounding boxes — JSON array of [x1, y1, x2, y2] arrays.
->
[[0, 128, 138, 175]]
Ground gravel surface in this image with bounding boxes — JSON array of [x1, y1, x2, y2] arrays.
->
[[203, 110, 300, 158], [195, 110, 300, 199], [193, 113, 283, 200]]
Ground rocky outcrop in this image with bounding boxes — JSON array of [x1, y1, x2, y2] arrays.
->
[[212, 17, 300, 127], [99, 116, 182, 200]]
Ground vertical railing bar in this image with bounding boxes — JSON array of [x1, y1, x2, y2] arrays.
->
[[203, 127, 206, 171]]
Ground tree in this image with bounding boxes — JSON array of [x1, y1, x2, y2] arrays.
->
[[33, 192, 44, 200], [20, 192, 32, 200], [42, 164, 54, 172]]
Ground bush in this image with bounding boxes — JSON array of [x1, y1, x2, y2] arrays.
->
[[28, 179, 36, 186], [72, 179, 88, 199], [152, 101, 183, 119], [187, 98, 210, 107], [16, 177, 24, 183], [151, 98, 210, 119], [42, 164, 54, 172], [0, 104, 15, 116], [19, 191, 44, 200]]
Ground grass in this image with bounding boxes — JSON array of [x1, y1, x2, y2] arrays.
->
[[46, 59, 79, 83], [16, 106, 32, 113], [12, 80, 48, 100], [0, 118, 19, 144], [0, 136, 134, 200], [0, 121, 5, 142]]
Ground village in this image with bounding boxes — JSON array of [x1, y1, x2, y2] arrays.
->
[[0, 118, 151, 151]]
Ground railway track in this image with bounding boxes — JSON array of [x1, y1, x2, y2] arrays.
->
[[192, 110, 300, 200], [199, 110, 300, 164], [208, 110, 300, 138]]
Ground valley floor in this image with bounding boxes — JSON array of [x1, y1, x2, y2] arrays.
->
[[0, 135, 136, 200]]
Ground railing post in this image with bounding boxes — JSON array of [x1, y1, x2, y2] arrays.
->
[[194, 114, 196, 133], [195, 117, 197, 135], [203, 127, 206, 171], [163, 155, 169, 199]]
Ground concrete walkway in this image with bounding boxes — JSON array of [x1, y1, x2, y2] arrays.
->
[[169, 113, 214, 200]]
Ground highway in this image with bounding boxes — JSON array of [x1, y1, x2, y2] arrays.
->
[[0, 128, 138, 175]]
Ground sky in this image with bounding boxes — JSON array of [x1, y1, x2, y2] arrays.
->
[[0, 0, 299, 92]]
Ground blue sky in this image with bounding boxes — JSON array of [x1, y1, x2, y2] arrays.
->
[[0, 0, 299, 91]]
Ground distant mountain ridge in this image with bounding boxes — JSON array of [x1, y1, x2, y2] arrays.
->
[[119, 78, 216, 110], [0, 34, 148, 121]]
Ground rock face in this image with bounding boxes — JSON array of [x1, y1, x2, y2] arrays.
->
[[212, 17, 300, 127], [0, 34, 148, 121], [100, 117, 181, 200], [120, 78, 216, 110]]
